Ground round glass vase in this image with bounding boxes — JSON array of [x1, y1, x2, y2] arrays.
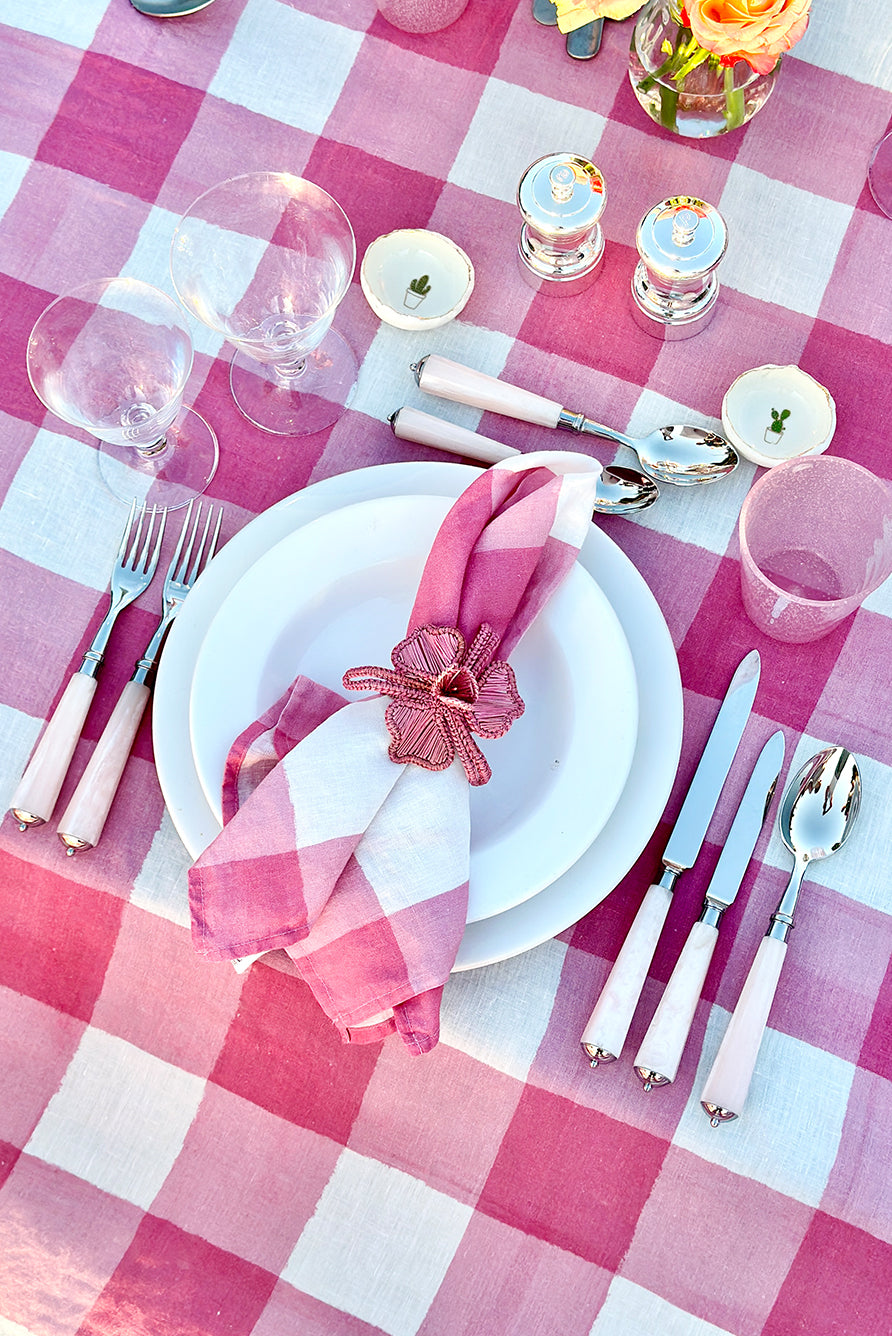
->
[[629, 0, 780, 138]]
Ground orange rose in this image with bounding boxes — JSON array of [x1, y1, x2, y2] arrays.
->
[[687, 0, 811, 74]]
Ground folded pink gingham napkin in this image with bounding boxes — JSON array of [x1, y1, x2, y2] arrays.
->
[[188, 456, 602, 1053]]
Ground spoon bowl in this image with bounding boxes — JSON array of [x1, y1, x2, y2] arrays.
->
[[599, 422, 739, 486], [597, 464, 659, 512], [780, 746, 861, 875]]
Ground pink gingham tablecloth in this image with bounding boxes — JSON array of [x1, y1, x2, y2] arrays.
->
[[1, 2, 891, 1333]]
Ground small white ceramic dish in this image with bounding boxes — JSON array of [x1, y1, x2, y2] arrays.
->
[[721, 364, 836, 469], [360, 228, 474, 330]]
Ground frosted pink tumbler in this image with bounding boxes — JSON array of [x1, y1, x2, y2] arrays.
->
[[377, 0, 468, 32], [739, 455, 892, 642]]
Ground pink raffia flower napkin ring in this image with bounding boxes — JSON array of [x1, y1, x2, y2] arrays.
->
[[342, 622, 524, 787], [188, 454, 602, 1054]]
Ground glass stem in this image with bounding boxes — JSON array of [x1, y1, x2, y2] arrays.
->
[[134, 435, 169, 459]]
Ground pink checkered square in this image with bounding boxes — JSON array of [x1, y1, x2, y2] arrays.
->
[[91, 907, 244, 1078], [210, 962, 380, 1138], [418, 1211, 612, 1336], [622, 1146, 813, 1336], [822, 1067, 892, 1246], [37, 52, 204, 204], [762, 1210, 892, 1336], [477, 1086, 668, 1269], [0, 1156, 143, 1334], [0, 850, 123, 1022], [81, 1215, 279, 1336], [1, 32, 83, 159], [0, 988, 85, 1150], [326, 42, 484, 182], [349, 1042, 524, 1201], [0, 161, 151, 295], [151, 1083, 342, 1273]]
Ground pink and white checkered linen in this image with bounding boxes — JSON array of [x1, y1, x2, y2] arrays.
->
[[188, 458, 601, 1053]]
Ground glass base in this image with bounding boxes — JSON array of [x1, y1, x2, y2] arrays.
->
[[868, 131, 892, 218], [96, 405, 219, 511], [229, 329, 358, 436]]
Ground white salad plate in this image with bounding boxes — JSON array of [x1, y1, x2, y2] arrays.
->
[[154, 461, 683, 970], [188, 492, 638, 924]]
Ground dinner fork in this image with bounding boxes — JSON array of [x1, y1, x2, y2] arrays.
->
[[10, 501, 167, 831], [56, 499, 224, 853]]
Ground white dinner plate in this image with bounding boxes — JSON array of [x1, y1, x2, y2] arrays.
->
[[154, 461, 683, 970], [188, 493, 638, 924]]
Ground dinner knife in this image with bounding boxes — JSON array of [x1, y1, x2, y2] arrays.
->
[[580, 648, 761, 1067], [632, 729, 785, 1090]]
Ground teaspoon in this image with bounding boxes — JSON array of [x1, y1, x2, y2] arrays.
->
[[388, 406, 659, 514], [700, 745, 861, 1125], [412, 354, 739, 486]]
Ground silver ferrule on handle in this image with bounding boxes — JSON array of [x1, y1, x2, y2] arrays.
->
[[130, 612, 174, 687], [765, 860, 807, 943], [78, 597, 125, 679], [557, 409, 632, 449]]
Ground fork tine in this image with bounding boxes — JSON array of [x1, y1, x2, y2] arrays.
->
[[116, 498, 138, 564], [132, 504, 167, 576], [185, 506, 216, 585], [164, 498, 194, 583], [124, 500, 148, 567]]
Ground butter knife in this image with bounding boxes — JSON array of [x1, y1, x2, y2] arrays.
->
[[581, 649, 761, 1067]]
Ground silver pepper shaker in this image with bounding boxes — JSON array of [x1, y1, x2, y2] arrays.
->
[[516, 152, 607, 296], [632, 196, 728, 339]]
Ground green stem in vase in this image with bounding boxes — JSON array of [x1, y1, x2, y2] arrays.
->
[[636, 21, 691, 92], [724, 63, 746, 130]]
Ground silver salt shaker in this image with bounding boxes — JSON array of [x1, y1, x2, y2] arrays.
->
[[632, 196, 728, 339], [517, 152, 607, 296]]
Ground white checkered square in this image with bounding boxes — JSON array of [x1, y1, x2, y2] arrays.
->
[[132, 810, 193, 928], [0, 703, 43, 809], [794, 1, 892, 92], [0, 0, 106, 47], [0, 152, 28, 224], [210, 0, 363, 134], [282, 1148, 472, 1336], [673, 1006, 854, 1206], [719, 164, 853, 318], [440, 936, 567, 1081], [352, 316, 514, 428], [449, 78, 607, 205], [0, 430, 134, 589], [591, 1276, 736, 1336], [24, 1027, 205, 1210]]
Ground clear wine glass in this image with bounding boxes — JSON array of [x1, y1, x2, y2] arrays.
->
[[170, 172, 358, 437], [867, 131, 892, 218], [26, 276, 218, 509]]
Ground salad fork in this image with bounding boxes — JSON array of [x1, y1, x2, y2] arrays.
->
[[10, 501, 167, 831], [57, 499, 224, 853]]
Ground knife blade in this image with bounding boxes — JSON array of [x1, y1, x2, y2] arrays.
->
[[633, 729, 785, 1090], [580, 648, 761, 1067]]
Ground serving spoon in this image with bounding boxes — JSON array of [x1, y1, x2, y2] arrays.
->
[[389, 406, 659, 514], [700, 746, 861, 1126], [412, 354, 738, 486]]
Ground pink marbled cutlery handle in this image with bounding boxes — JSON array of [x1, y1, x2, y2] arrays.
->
[[700, 934, 787, 1124], [634, 919, 719, 1088], [10, 673, 98, 828], [56, 680, 151, 852], [391, 406, 520, 463], [580, 882, 673, 1065]]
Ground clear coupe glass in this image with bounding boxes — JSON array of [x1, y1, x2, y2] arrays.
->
[[26, 277, 218, 509], [170, 172, 358, 437], [868, 130, 892, 218]]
